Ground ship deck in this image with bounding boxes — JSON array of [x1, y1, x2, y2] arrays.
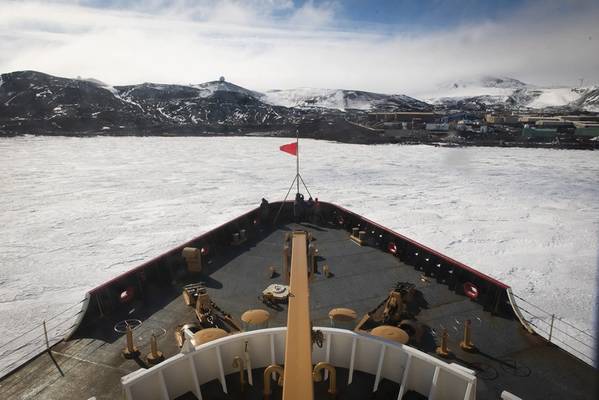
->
[[0, 221, 596, 400]]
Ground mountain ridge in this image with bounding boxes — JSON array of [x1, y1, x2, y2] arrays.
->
[[423, 75, 596, 111], [1, 70, 598, 140], [0, 70, 429, 142]]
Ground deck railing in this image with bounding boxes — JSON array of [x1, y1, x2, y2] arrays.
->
[[0, 296, 88, 379], [508, 290, 596, 367], [1, 201, 595, 382], [121, 327, 477, 400]]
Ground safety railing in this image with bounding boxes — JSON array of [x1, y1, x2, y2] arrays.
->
[[509, 290, 596, 367], [0, 296, 88, 379], [121, 327, 477, 400]]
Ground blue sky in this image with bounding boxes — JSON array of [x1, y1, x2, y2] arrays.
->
[[312, 0, 524, 31], [75, 0, 547, 31], [0, 0, 598, 92]]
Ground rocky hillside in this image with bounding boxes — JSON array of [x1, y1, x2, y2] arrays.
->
[[572, 86, 599, 112], [0, 71, 430, 140], [0, 71, 306, 136]]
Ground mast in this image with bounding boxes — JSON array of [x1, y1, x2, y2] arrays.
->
[[296, 130, 300, 195]]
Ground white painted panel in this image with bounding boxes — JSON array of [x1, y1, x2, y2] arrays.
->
[[405, 356, 436, 397], [188, 357, 203, 400], [246, 334, 271, 368], [328, 332, 353, 367], [432, 369, 469, 400], [219, 340, 246, 376], [312, 334, 327, 363], [129, 373, 163, 400], [273, 330, 286, 364], [193, 347, 221, 385], [354, 337, 380, 374], [162, 357, 196, 400], [373, 345, 386, 391], [380, 345, 408, 384]]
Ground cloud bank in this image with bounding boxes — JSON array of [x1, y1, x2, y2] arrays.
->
[[1, 0, 598, 95]]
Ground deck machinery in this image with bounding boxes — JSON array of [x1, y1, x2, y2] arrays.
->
[[0, 201, 596, 400]]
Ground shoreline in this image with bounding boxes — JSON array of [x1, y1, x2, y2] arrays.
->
[[1, 131, 596, 150]]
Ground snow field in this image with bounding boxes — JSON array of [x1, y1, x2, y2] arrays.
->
[[0, 136, 597, 371]]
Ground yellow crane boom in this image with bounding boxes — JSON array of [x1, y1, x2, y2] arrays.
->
[[282, 231, 314, 400]]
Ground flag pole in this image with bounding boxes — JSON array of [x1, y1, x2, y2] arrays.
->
[[296, 130, 300, 195]]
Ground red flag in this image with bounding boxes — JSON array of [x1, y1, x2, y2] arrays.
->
[[279, 142, 297, 156]]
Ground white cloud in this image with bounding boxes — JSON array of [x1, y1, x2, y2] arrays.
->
[[288, 1, 337, 28], [0, 0, 598, 95]]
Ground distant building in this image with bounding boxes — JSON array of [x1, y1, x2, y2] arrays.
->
[[485, 114, 519, 124], [518, 115, 560, 124], [522, 127, 559, 141], [441, 112, 478, 123], [368, 112, 438, 123], [560, 115, 599, 122], [425, 123, 449, 132], [534, 120, 575, 134], [573, 122, 599, 139]]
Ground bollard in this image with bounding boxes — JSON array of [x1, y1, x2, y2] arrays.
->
[[312, 362, 337, 395], [232, 356, 246, 392], [263, 364, 284, 399], [435, 328, 451, 358], [122, 325, 140, 359], [146, 334, 164, 365], [460, 319, 477, 352]]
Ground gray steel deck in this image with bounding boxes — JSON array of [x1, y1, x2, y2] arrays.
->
[[0, 222, 596, 399]]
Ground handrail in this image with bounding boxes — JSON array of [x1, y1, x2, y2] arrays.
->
[[0, 298, 87, 378], [512, 292, 596, 340], [509, 291, 596, 367], [122, 327, 477, 400], [506, 288, 534, 334], [0, 202, 273, 380], [0, 299, 84, 352]]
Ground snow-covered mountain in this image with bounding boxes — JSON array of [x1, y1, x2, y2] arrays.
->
[[1, 71, 597, 139], [0, 71, 432, 139], [572, 86, 599, 112], [423, 75, 595, 111], [262, 88, 430, 112], [0, 71, 302, 136], [192, 79, 262, 99], [425, 76, 524, 106]]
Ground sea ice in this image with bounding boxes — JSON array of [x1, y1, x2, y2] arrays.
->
[[0, 136, 597, 374]]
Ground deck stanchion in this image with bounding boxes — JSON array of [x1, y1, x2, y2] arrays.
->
[[232, 356, 246, 391], [43, 321, 49, 352], [436, 328, 452, 358], [146, 334, 164, 365], [549, 314, 555, 342], [460, 320, 476, 352], [122, 325, 139, 359]]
